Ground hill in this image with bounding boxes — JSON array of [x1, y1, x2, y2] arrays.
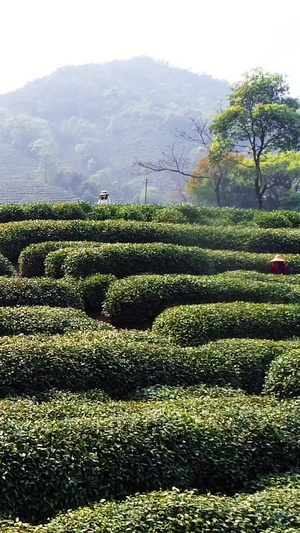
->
[[0, 57, 228, 204]]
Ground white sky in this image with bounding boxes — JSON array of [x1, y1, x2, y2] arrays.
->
[[0, 0, 299, 96]]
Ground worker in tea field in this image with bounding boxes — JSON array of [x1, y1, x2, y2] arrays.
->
[[97, 190, 111, 205], [270, 254, 289, 275]]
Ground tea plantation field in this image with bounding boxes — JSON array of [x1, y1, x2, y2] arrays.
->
[[1, 202, 300, 532]]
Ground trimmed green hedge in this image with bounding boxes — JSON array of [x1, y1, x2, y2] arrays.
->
[[0, 332, 296, 397], [103, 274, 300, 328], [45, 243, 215, 279], [0, 253, 15, 276], [0, 394, 299, 522], [3, 219, 300, 262], [19, 239, 300, 279], [152, 302, 300, 346], [0, 306, 102, 337], [77, 274, 117, 312], [0, 201, 91, 223], [264, 349, 300, 398], [18, 241, 102, 277], [2, 484, 300, 532], [0, 277, 83, 309]]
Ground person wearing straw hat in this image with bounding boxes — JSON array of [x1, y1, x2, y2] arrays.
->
[[97, 190, 111, 205], [270, 254, 289, 275]]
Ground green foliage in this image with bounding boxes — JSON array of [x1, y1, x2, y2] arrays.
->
[[3, 218, 300, 262], [0, 306, 101, 337], [211, 69, 300, 208], [0, 201, 88, 224], [0, 331, 296, 398], [152, 302, 300, 346], [103, 273, 300, 328], [5, 485, 300, 532], [77, 274, 117, 311], [254, 211, 293, 228], [264, 349, 300, 397], [46, 243, 214, 279], [0, 277, 83, 309], [0, 253, 15, 276], [0, 393, 299, 522], [19, 240, 101, 277]]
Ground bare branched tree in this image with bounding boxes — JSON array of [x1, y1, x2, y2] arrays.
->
[[136, 116, 230, 206]]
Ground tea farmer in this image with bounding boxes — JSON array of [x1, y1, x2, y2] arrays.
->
[[97, 190, 111, 205], [270, 254, 289, 275]]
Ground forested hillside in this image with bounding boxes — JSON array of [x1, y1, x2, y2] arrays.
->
[[0, 57, 228, 204]]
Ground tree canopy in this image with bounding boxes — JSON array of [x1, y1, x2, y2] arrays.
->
[[211, 69, 300, 208]]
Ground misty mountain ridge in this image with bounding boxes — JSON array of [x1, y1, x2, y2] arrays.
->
[[0, 56, 229, 204]]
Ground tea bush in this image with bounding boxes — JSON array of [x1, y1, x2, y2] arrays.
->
[[264, 349, 300, 398], [0, 394, 299, 522], [2, 219, 300, 261], [77, 274, 117, 311], [103, 274, 300, 328], [19, 241, 101, 277], [152, 302, 300, 346], [0, 306, 102, 337], [0, 253, 15, 276], [47, 243, 214, 279], [4, 485, 300, 532], [0, 201, 89, 224], [0, 277, 83, 309], [0, 333, 296, 397]]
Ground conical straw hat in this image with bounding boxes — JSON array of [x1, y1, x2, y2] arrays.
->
[[271, 254, 286, 262]]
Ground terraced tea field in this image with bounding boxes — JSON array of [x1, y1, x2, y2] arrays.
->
[[1, 202, 300, 532]]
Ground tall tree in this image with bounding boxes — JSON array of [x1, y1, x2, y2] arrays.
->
[[211, 69, 300, 208]]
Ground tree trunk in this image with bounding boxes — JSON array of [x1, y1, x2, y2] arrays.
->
[[214, 185, 221, 207], [254, 158, 263, 209]]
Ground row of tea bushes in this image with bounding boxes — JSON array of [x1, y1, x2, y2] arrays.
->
[[0, 253, 15, 276], [152, 302, 300, 346], [219, 270, 300, 284], [264, 349, 300, 398], [3, 219, 300, 261], [0, 306, 104, 337], [0, 331, 297, 397], [0, 201, 91, 223], [2, 484, 300, 532], [0, 277, 83, 309], [19, 241, 103, 277], [19, 240, 300, 279], [0, 393, 299, 521], [45, 243, 215, 279], [103, 274, 300, 328], [1, 200, 300, 228]]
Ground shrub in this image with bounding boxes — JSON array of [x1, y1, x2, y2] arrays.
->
[[77, 274, 117, 311], [3, 219, 300, 261], [0, 394, 299, 522], [264, 349, 300, 397], [103, 274, 300, 328], [0, 306, 101, 337], [0, 254, 15, 277], [19, 241, 101, 277], [51, 202, 88, 220], [0, 332, 296, 398], [0, 277, 83, 309], [46, 243, 214, 279], [9, 486, 300, 532], [254, 211, 293, 228], [152, 302, 300, 346]]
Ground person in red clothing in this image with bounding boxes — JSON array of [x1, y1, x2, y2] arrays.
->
[[270, 254, 289, 275]]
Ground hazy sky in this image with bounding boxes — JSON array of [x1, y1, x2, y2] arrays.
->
[[1, 0, 299, 95]]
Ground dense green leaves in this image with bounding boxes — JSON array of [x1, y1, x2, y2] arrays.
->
[[103, 273, 300, 328], [0, 393, 299, 522], [153, 302, 300, 346]]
